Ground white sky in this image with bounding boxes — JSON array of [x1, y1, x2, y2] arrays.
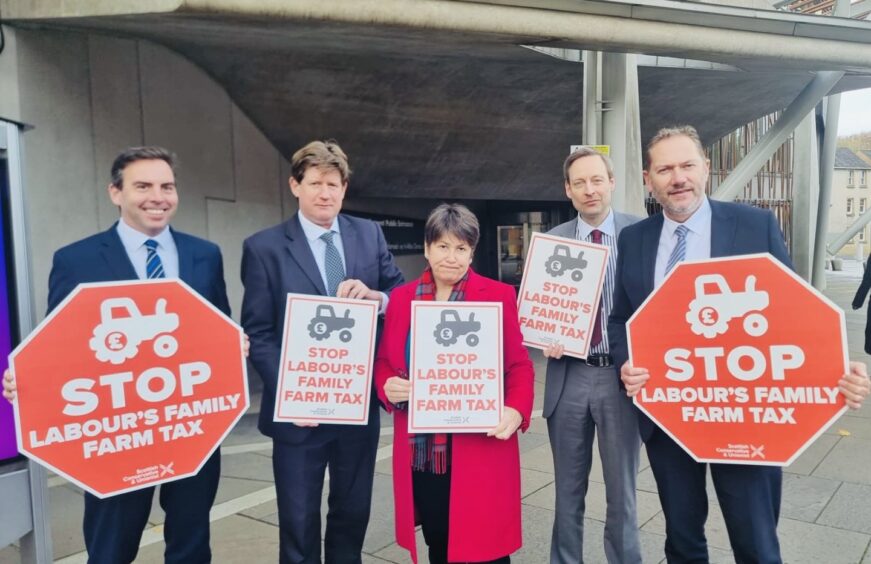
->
[[838, 87, 871, 137]]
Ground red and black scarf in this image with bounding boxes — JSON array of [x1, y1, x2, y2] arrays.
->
[[409, 266, 470, 474]]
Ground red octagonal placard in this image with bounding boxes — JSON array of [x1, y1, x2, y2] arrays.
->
[[11, 279, 248, 497], [628, 254, 848, 466]]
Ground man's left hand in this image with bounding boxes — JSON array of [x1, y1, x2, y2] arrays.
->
[[337, 279, 381, 303], [839, 361, 871, 410], [487, 406, 523, 440]]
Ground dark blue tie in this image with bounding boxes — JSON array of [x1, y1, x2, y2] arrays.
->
[[320, 231, 345, 296], [145, 239, 165, 279]]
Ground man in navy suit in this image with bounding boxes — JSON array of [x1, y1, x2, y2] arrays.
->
[[608, 125, 871, 563], [4, 146, 232, 563], [241, 140, 404, 564]]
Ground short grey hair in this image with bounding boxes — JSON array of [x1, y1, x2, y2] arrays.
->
[[645, 125, 706, 169], [563, 147, 614, 182], [110, 146, 177, 188], [425, 203, 480, 249]]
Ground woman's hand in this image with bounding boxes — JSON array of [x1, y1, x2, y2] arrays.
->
[[487, 406, 522, 440], [384, 376, 411, 405], [2, 369, 16, 403]]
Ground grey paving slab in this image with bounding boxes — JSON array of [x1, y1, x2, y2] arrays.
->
[[220, 412, 266, 447], [363, 473, 398, 555], [137, 514, 280, 563], [813, 437, 871, 485], [784, 433, 840, 476], [517, 427, 550, 453], [778, 517, 870, 564], [817, 483, 871, 534], [525, 415, 549, 435], [521, 467, 554, 497], [49, 484, 87, 559], [519, 443, 553, 474], [780, 473, 840, 523], [825, 413, 871, 440], [239, 499, 279, 525], [220, 451, 277, 483], [0, 545, 19, 564]]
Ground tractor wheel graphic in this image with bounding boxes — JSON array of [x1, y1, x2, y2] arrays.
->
[[743, 313, 768, 337], [339, 330, 353, 343], [153, 334, 179, 358], [466, 333, 479, 347]]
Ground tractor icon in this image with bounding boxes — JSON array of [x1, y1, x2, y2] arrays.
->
[[307, 305, 355, 342], [89, 298, 180, 364], [434, 309, 481, 347], [545, 245, 588, 281], [686, 274, 770, 339]]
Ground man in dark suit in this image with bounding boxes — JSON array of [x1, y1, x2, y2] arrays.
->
[[609, 125, 871, 564], [4, 146, 232, 563], [240, 140, 404, 564], [542, 147, 642, 564]]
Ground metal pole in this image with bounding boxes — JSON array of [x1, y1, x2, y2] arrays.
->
[[710, 70, 844, 203], [3, 120, 53, 564]]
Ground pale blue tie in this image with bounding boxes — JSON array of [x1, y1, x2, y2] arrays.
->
[[320, 231, 346, 296], [665, 225, 688, 274], [144, 239, 165, 279]]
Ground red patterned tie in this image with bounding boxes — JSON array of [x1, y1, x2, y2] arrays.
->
[[590, 229, 603, 347]]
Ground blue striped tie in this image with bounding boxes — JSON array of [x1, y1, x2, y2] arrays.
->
[[665, 225, 688, 274], [320, 231, 345, 296], [145, 239, 165, 279]]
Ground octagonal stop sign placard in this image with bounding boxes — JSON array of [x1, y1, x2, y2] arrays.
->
[[628, 254, 848, 466], [10, 280, 248, 497]]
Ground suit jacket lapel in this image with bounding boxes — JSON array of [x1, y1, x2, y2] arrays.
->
[[710, 200, 737, 258], [641, 214, 663, 296], [99, 224, 139, 280], [172, 228, 196, 284], [285, 214, 328, 295], [338, 215, 358, 280]]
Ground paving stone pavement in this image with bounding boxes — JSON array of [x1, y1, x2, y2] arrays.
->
[[2, 265, 871, 563]]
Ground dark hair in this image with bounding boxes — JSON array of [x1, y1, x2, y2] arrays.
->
[[563, 147, 614, 182], [425, 203, 480, 249], [110, 146, 177, 188], [645, 125, 706, 170], [291, 140, 351, 184]]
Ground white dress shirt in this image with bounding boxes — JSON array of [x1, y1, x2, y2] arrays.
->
[[654, 196, 712, 287], [116, 219, 179, 280], [297, 212, 389, 313]]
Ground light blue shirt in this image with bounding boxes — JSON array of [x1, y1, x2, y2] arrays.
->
[[654, 196, 712, 287], [297, 212, 389, 313], [116, 219, 179, 280], [575, 209, 617, 354]]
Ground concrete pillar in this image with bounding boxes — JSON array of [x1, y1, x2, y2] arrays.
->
[[791, 112, 819, 281], [584, 52, 645, 217]]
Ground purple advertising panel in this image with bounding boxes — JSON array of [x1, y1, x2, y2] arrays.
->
[[0, 163, 17, 463]]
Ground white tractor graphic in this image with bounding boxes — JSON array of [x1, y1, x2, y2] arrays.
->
[[685, 274, 769, 339], [89, 298, 180, 364]]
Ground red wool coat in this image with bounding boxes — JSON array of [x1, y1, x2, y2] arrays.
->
[[374, 270, 535, 563]]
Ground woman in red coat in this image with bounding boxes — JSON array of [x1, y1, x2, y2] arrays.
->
[[375, 203, 535, 564]]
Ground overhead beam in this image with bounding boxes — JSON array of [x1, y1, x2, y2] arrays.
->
[[6, 0, 871, 70], [827, 207, 871, 256], [710, 70, 844, 203]]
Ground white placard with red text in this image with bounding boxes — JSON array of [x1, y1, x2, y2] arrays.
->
[[517, 232, 609, 358], [409, 302, 503, 433], [274, 294, 378, 425]]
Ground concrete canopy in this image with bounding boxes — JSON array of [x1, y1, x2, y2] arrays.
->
[[4, 0, 871, 200]]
